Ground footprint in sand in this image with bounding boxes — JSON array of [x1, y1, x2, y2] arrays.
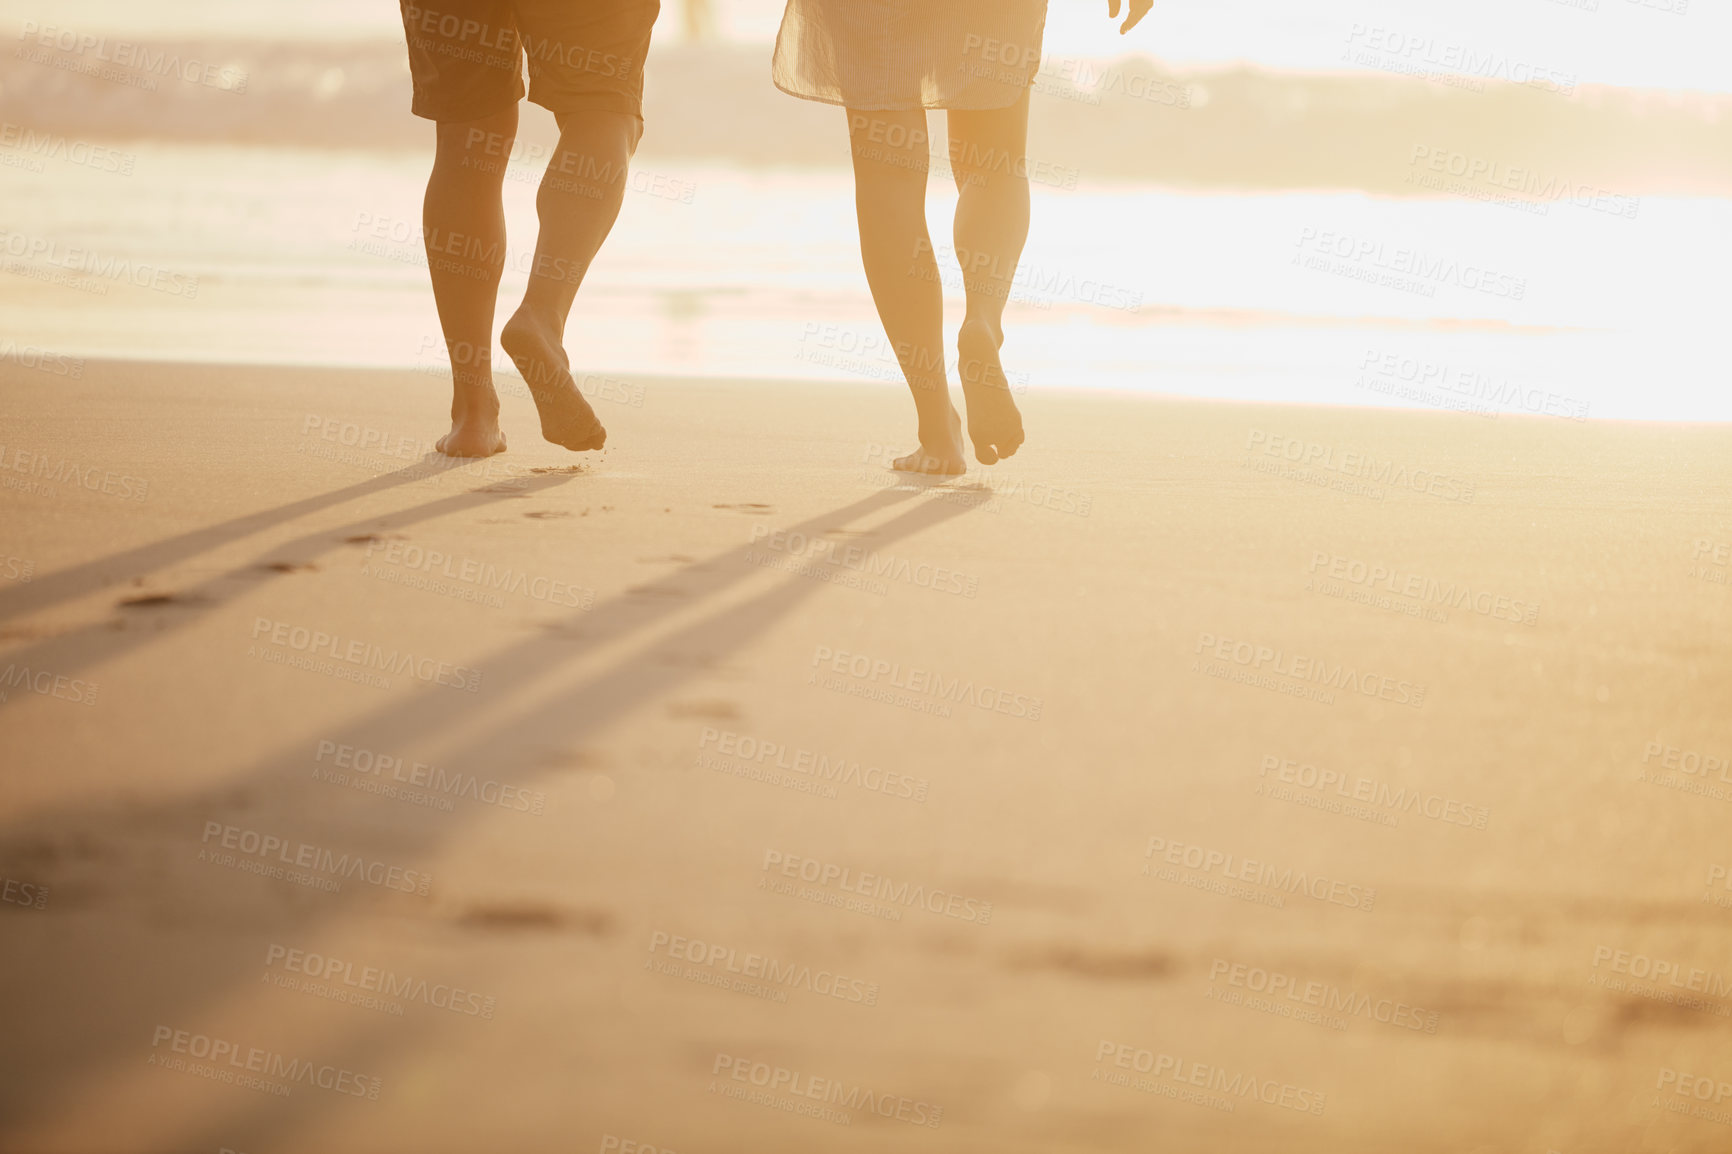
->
[[666, 698, 740, 720], [458, 902, 615, 935], [118, 592, 207, 608]]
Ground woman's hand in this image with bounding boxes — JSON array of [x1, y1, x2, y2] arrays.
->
[[1107, 0, 1153, 34]]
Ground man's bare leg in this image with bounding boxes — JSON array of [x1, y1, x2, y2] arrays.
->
[[845, 108, 965, 476], [949, 90, 1031, 464], [425, 105, 517, 458], [501, 108, 641, 452]]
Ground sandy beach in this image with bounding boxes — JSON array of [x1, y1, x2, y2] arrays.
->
[[2, 357, 1730, 1152], [3, 0, 1730, 1147]]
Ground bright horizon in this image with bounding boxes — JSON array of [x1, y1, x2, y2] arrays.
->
[[1, 0, 1726, 93]]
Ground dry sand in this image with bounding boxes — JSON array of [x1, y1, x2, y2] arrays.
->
[[1, 358, 1730, 1153]]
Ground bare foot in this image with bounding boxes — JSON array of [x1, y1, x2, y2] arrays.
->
[[501, 310, 607, 452], [958, 318, 1024, 465], [892, 447, 967, 475], [891, 407, 967, 475], [437, 386, 507, 458], [436, 416, 507, 458]]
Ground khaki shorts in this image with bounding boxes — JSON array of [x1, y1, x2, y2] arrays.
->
[[399, 0, 659, 122]]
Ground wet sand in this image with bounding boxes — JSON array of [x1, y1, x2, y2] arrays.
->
[[1, 358, 1730, 1153]]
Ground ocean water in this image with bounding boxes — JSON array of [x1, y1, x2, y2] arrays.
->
[[0, 139, 1725, 422]]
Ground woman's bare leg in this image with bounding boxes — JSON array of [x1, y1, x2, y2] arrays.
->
[[424, 105, 517, 458], [948, 89, 1031, 464], [844, 107, 965, 475]]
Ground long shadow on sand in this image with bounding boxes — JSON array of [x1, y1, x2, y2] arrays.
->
[[0, 478, 978, 1148], [0, 455, 543, 625], [0, 467, 578, 716]]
